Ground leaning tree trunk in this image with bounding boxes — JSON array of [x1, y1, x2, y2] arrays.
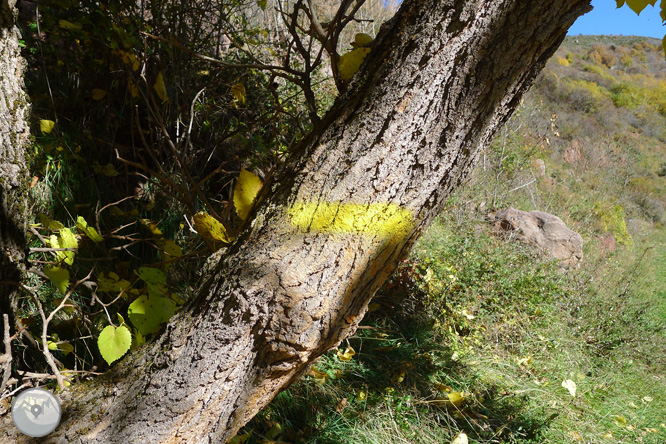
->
[[0, 0, 591, 442], [0, 0, 29, 377]]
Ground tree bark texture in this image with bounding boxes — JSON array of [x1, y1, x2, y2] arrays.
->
[[0, 0, 592, 442], [0, 0, 29, 363]]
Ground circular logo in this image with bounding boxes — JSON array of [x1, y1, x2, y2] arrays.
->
[[11, 387, 61, 437]]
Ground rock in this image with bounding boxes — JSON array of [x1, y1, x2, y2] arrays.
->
[[488, 207, 583, 266]]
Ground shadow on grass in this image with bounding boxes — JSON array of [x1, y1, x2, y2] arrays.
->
[[240, 297, 557, 444]]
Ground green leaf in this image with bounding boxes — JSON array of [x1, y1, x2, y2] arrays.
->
[[76, 216, 104, 242], [40, 119, 55, 134], [44, 266, 70, 295], [97, 271, 131, 293], [233, 168, 263, 221], [128, 295, 176, 336], [98, 325, 132, 365], [193, 212, 231, 243], [257, 0, 267, 10], [135, 267, 167, 297], [661, 1, 666, 21], [158, 239, 182, 265]]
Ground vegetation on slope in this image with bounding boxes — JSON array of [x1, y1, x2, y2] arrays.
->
[[2, 1, 665, 441]]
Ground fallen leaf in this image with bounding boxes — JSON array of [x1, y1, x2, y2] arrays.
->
[[562, 379, 576, 397]]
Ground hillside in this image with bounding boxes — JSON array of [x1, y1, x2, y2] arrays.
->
[[236, 36, 666, 444]]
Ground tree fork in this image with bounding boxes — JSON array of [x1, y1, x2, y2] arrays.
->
[[0, 0, 592, 442]]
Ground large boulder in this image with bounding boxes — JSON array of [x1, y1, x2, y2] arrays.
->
[[488, 208, 583, 266]]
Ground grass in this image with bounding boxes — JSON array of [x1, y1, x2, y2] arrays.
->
[[233, 212, 666, 444]]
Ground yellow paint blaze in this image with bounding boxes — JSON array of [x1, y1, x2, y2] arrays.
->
[[288, 201, 413, 239]]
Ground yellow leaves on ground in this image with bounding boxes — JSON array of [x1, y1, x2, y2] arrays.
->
[[561, 379, 577, 397], [338, 47, 371, 82], [233, 168, 263, 221], [153, 71, 168, 103], [91, 89, 107, 100], [336, 345, 356, 362], [44, 266, 70, 295], [288, 201, 413, 240], [451, 432, 468, 444], [307, 366, 328, 384], [231, 82, 246, 104], [193, 212, 231, 244], [40, 119, 55, 134]]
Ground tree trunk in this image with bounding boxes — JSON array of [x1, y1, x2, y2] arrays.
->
[[0, 0, 591, 442], [0, 0, 29, 376]]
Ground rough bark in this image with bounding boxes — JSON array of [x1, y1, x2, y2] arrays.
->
[[0, 0, 592, 442], [0, 0, 29, 371]]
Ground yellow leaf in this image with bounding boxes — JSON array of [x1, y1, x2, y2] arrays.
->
[[48, 341, 74, 356], [338, 47, 371, 82], [91, 89, 107, 100], [40, 119, 55, 134], [624, 0, 657, 15], [44, 266, 70, 295], [451, 432, 468, 444], [367, 302, 381, 312], [353, 33, 374, 48], [357, 390, 366, 400], [228, 431, 252, 444], [140, 219, 163, 238], [391, 370, 406, 384], [159, 239, 182, 260], [516, 356, 532, 366], [231, 82, 246, 104], [193, 212, 231, 243], [264, 423, 282, 441], [613, 415, 627, 425], [571, 431, 583, 442], [128, 81, 139, 98], [93, 162, 121, 177], [447, 391, 465, 407], [233, 168, 263, 221], [307, 366, 328, 384], [58, 20, 81, 30], [336, 345, 355, 362], [153, 71, 168, 103], [435, 383, 452, 392], [561, 379, 576, 397], [76, 216, 104, 242]]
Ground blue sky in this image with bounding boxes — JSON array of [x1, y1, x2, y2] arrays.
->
[[568, 0, 665, 38]]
